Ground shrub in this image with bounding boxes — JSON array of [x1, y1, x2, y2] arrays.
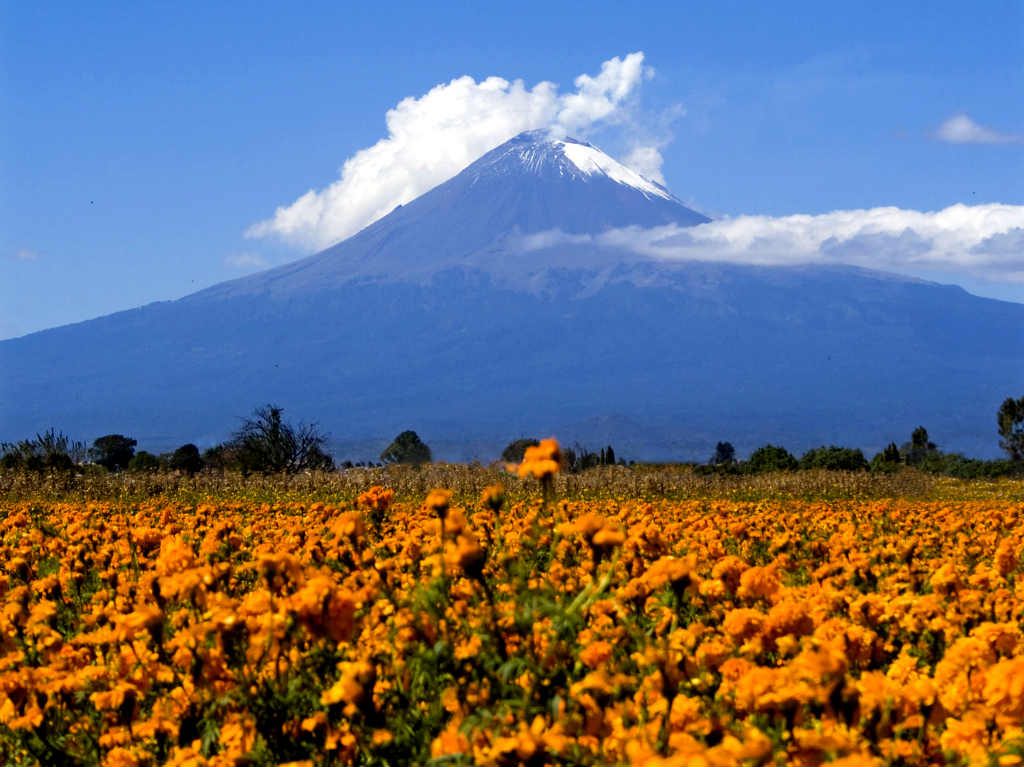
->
[[799, 445, 869, 472], [229, 405, 333, 474], [128, 451, 161, 472], [870, 442, 903, 473], [1, 429, 84, 472], [747, 444, 798, 473]]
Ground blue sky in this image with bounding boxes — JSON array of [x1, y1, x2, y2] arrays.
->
[[2, 1, 1022, 339]]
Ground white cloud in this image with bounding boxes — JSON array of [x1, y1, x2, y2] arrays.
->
[[225, 252, 270, 271], [935, 113, 1021, 145], [14, 248, 39, 261], [248, 53, 657, 250], [621, 146, 666, 184], [519, 203, 1024, 284]]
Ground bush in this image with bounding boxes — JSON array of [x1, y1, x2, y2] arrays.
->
[[799, 445, 869, 472], [870, 442, 902, 472], [916, 452, 1020, 479], [747, 444, 798, 473], [128, 451, 161, 472], [227, 405, 333, 474], [202, 443, 240, 472], [1, 429, 84, 472]]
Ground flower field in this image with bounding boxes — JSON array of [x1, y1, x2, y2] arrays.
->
[[2, 471, 1024, 765]]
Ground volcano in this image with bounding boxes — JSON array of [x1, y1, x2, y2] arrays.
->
[[2, 131, 1022, 460]]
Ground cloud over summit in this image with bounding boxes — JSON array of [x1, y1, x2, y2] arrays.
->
[[248, 53, 660, 250]]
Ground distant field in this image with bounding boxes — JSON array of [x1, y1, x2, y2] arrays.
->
[[2, 464, 1024, 504], [1, 467, 1023, 765]]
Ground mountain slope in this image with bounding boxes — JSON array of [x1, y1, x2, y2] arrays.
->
[[1, 131, 1021, 460], [196, 131, 708, 300]]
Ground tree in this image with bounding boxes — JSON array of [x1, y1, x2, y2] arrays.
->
[[747, 444, 797, 473], [90, 434, 137, 471], [168, 443, 204, 475], [128, 451, 161, 472], [201, 443, 240, 472], [902, 426, 938, 466], [604, 445, 616, 466], [381, 430, 432, 465], [870, 442, 903, 472], [501, 438, 539, 464], [799, 446, 869, 472], [710, 441, 736, 467], [231, 405, 332, 474], [562, 444, 604, 473], [997, 396, 1024, 462]]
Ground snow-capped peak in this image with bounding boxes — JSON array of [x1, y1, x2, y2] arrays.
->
[[554, 140, 671, 200], [471, 131, 675, 202]]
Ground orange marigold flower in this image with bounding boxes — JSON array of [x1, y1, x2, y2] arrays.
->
[[289, 576, 358, 642], [322, 661, 376, 707], [332, 511, 364, 539], [156, 536, 195, 577], [736, 564, 781, 602], [218, 713, 257, 758], [454, 533, 487, 579], [431, 720, 471, 758], [516, 438, 561, 480], [642, 555, 700, 594], [984, 656, 1024, 719], [591, 527, 625, 550], [425, 489, 452, 516], [103, 747, 143, 767], [91, 682, 138, 713], [995, 537, 1021, 577], [357, 485, 394, 512], [480, 483, 506, 512], [579, 640, 614, 669]]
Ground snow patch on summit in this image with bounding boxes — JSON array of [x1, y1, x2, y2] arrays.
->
[[557, 140, 672, 200]]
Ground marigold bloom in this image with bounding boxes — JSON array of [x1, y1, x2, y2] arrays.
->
[[579, 640, 613, 669], [516, 438, 561, 480], [425, 488, 452, 516], [454, 533, 487, 579], [321, 661, 376, 707], [357, 485, 394, 512]]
